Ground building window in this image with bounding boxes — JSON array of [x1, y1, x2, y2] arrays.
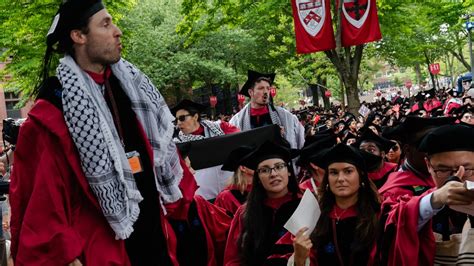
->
[[4, 92, 18, 100], [5, 91, 21, 119]]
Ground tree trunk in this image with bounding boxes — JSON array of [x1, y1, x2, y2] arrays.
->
[[339, 74, 345, 109], [414, 63, 422, 85], [448, 48, 471, 72], [316, 0, 363, 115], [324, 46, 363, 115], [309, 84, 320, 107], [423, 50, 436, 90], [223, 82, 232, 114], [445, 53, 453, 88]]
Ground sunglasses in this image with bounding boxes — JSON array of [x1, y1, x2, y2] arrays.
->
[[390, 145, 400, 152], [176, 114, 192, 122]]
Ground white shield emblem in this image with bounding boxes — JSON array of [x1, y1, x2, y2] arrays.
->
[[296, 0, 326, 37], [342, 0, 370, 29]]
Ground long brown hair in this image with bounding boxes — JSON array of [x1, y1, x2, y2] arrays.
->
[[312, 165, 380, 254], [238, 161, 299, 266]]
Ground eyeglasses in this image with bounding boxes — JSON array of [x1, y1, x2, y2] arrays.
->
[[257, 163, 288, 177], [390, 145, 400, 152], [176, 114, 192, 122], [431, 167, 474, 179]]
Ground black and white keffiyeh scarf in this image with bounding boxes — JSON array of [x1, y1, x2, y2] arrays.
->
[[237, 103, 283, 133], [58, 56, 183, 239], [173, 120, 225, 143]]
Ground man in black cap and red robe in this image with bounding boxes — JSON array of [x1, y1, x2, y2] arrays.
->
[[355, 129, 397, 189], [379, 116, 455, 199], [10, 1, 196, 265], [381, 124, 474, 265]]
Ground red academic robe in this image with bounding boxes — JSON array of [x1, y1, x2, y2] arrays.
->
[[167, 195, 232, 266], [380, 191, 436, 266], [368, 161, 397, 189], [193, 122, 240, 136], [214, 185, 251, 216], [266, 205, 379, 265], [299, 178, 319, 193], [166, 149, 232, 266], [378, 168, 435, 200], [10, 99, 195, 266], [219, 121, 240, 134], [224, 194, 300, 266]]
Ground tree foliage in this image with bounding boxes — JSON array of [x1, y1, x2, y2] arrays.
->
[[377, 0, 474, 84], [0, 0, 136, 99]]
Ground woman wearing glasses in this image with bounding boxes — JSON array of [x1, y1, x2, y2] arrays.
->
[[224, 141, 300, 266], [291, 143, 381, 266], [171, 99, 239, 143], [171, 99, 240, 200]]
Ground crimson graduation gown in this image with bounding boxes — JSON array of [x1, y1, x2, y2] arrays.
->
[[379, 166, 435, 200], [368, 162, 397, 189], [214, 185, 251, 216], [224, 193, 300, 266], [10, 98, 195, 266]]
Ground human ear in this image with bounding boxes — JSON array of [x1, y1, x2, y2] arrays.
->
[[70, 29, 87, 45]]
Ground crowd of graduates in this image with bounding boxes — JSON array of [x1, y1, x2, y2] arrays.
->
[[166, 72, 474, 266], [9, 1, 474, 265]]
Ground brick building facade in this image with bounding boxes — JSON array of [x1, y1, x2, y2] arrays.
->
[[0, 60, 33, 145]]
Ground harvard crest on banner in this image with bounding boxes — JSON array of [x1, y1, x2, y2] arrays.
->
[[291, 0, 336, 53], [340, 0, 382, 47]]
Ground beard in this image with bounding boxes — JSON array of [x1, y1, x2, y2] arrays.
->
[[86, 41, 121, 66]]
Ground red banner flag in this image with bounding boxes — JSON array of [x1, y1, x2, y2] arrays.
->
[[291, 0, 336, 53], [340, 0, 382, 47]]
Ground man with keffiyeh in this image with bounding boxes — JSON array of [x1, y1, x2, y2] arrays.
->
[[229, 70, 305, 150], [9, 1, 197, 265]]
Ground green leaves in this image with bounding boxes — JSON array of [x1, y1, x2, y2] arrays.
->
[[0, 0, 136, 99]]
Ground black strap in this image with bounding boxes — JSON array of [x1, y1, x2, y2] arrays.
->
[[36, 77, 63, 111], [332, 220, 346, 266], [230, 189, 248, 205], [104, 78, 125, 147], [443, 175, 462, 186]]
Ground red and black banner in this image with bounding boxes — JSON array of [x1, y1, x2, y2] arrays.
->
[[340, 0, 382, 47], [291, 0, 336, 53]]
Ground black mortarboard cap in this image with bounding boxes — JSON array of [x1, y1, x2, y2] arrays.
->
[[297, 135, 337, 167], [305, 128, 335, 146], [452, 104, 473, 118], [47, 0, 105, 48], [320, 143, 366, 171], [177, 142, 192, 159], [415, 90, 426, 102], [359, 150, 384, 172], [176, 125, 280, 170], [355, 128, 395, 153], [342, 131, 358, 144], [334, 120, 348, 130], [382, 116, 455, 144], [240, 70, 276, 97], [170, 99, 207, 116], [418, 124, 474, 155], [425, 88, 436, 99], [221, 145, 255, 171], [431, 108, 445, 118], [243, 141, 294, 171], [447, 88, 463, 97]]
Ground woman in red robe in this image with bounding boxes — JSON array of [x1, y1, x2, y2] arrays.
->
[[224, 141, 301, 266], [291, 144, 381, 266]]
